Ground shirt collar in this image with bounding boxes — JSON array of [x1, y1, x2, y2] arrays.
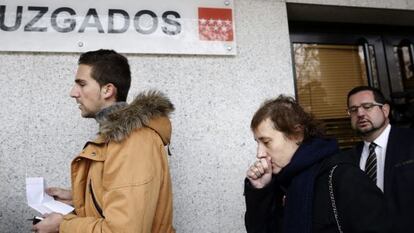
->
[[364, 124, 391, 149]]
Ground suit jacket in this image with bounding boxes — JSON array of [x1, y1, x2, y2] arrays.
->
[[350, 127, 414, 233]]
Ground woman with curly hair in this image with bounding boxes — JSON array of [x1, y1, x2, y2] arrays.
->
[[244, 95, 390, 233]]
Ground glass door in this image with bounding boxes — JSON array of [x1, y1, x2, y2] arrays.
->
[[293, 43, 372, 148], [383, 35, 414, 127], [289, 24, 389, 149]]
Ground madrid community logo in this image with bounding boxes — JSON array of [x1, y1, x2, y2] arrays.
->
[[198, 7, 234, 41]]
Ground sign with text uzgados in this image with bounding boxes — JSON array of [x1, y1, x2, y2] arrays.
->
[[0, 0, 236, 55]]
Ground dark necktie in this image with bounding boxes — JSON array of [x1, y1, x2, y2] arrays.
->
[[365, 143, 377, 183]]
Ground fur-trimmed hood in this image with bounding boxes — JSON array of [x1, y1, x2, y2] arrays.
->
[[96, 90, 174, 144]]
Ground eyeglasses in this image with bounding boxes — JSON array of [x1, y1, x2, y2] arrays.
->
[[347, 102, 384, 115]]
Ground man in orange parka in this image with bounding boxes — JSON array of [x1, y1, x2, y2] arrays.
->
[[33, 49, 176, 233]]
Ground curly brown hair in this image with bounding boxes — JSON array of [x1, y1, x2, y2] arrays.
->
[[250, 95, 325, 141]]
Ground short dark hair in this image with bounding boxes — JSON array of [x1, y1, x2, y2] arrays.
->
[[251, 95, 325, 141], [78, 49, 131, 101], [347, 86, 386, 107]]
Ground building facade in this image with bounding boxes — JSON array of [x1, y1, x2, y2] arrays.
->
[[0, 0, 413, 232]]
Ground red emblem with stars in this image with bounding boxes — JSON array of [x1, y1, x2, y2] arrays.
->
[[198, 7, 234, 41]]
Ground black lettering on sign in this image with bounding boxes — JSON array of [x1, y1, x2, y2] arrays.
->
[[162, 11, 181, 36], [134, 10, 157, 35], [0, 5, 23, 31], [51, 7, 76, 33], [1, 5, 185, 36], [108, 9, 130, 33], [24, 6, 48, 32], [79, 8, 104, 33]]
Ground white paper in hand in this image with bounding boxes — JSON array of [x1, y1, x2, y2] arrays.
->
[[26, 177, 74, 215]]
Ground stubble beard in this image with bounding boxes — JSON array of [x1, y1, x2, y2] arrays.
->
[[355, 119, 387, 139], [82, 112, 96, 118], [80, 107, 97, 119]]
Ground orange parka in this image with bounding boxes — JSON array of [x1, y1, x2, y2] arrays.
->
[[60, 91, 175, 233]]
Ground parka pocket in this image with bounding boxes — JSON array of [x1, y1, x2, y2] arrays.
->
[[89, 179, 105, 218]]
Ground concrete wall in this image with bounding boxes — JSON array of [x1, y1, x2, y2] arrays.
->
[[0, 1, 293, 232]]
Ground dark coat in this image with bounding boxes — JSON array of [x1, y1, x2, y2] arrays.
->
[[244, 152, 390, 233], [350, 127, 414, 233]]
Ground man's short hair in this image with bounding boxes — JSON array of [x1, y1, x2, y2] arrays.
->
[[78, 49, 131, 102], [347, 86, 387, 107]]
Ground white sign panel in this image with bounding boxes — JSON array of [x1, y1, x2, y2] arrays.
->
[[0, 0, 236, 55]]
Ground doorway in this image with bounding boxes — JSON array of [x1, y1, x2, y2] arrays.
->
[[289, 22, 414, 148]]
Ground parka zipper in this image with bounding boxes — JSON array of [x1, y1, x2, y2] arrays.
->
[[89, 179, 105, 218]]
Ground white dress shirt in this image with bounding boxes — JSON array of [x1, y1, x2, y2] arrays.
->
[[359, 124, 391, 192]]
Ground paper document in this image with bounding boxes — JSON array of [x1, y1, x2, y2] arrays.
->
[[26, 177, 74, 215]]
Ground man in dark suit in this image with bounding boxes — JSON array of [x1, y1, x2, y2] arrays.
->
[[347, 86, 414, 233]]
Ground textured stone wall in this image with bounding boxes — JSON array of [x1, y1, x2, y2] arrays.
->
[[0, 1, 293, 232]]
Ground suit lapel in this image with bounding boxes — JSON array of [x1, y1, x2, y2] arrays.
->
[[351, 143, 364, 164], [384, 127, 398, 195]]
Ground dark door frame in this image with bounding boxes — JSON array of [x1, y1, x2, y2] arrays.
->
[[289, 22, 414, 101]]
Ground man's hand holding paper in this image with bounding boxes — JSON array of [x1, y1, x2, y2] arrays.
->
[[46, 187, 73, 206], [26, 177, 74, 215]]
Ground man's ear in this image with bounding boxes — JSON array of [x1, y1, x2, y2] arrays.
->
[[102, 83, 117, 100], [382, 103, 391, 118]]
